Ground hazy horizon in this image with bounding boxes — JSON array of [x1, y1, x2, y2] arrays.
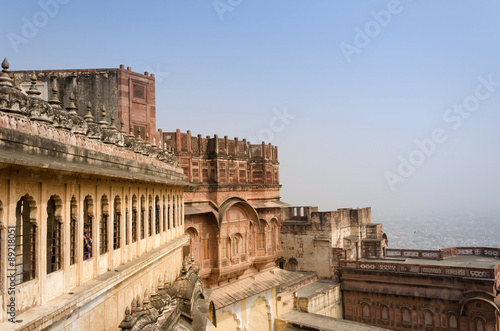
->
[[2, 1, 499, 221]]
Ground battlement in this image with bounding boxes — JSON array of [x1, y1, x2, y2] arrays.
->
[[161, 129, 278, 162], [164, 130, 280, 185], [282, 206, 372, 225], [0, 58, 184, 180]]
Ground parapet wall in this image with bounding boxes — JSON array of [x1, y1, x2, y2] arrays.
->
[[386, 247, 500, 260], [164, 129, 280, 186], [162, 129, 278, 161]]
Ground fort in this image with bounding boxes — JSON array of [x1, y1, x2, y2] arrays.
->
[[0, 58, 498, 330]]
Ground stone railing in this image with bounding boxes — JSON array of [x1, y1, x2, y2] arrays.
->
[[340, 260, 495, 279], [386, 247, 500, 260]]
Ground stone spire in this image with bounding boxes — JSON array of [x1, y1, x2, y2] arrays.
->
[[0, 58, 14, 87], [49, 75, 62, 109], [119, 119, 126, 134], [108, 115, 117, 131], [65, 93, 78, 115], [137, 127, 142, 142], [98, 105, 108, 127], [26, 72, 41, 97], [128, 125, 135, 140], [84, 101, 94, 122]]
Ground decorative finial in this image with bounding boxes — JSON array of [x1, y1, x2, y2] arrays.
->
[[1, 58, 8, 70], [98, 105, 108, 127], [137, 127, 142, 141], [49, 76, 62, 108], [124, 306, 132, 321], [0, 58, 14, 87], [84, 101, 94, 122], [128, 125, 135, 139], [142, 289, 150, 310], [66, 93, 78, 115], [119, 119, 126, 133], [145, 133, 150, 146], [108, 115, 117, 131], [26, 72, 41, 97]]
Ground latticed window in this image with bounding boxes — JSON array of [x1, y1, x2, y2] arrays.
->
[[114, 196, 121, 250], [140, 196, 145, 239], [15, 195, 36, 284], [167, 199, 171, 229], [125, 207, 129, 245], [402, 308, 411, 324], [172, 202, 176, 228], [70, 197, 77, 265], [162, 201, 166, 232], [148, 206, 152, 237], [221, 238, 227, 258], [233, 238, 238, 255], [203, 237, 209, 260], [257, 233, 265, 249], [424, 311, 433, 326], [155, 196, 160, 234], [46, 196, 62, 274], [448, 315, 457, 329], [83, 196, 93, 260], [381, 306, 389, 320], [100, 196, 109, 255], [362, 304, 370, 318], [132, 207, 137, 243]]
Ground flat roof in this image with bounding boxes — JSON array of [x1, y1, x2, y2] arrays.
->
[[277, 311, 390, 331], [295, 281, 339, 298], [210, 268, 316, 309], [371, 255, 499, 269]]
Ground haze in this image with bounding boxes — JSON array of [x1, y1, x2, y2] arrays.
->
[[2, 0, 499, 221]]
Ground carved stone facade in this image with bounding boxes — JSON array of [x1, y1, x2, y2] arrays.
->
[[164, 130, 286, 288], [340, 248, 500, 331], [119, 258, 216, 331], [0, 59, 189, 330]]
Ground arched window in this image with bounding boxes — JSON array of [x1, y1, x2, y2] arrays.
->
[[172, 197, 176, 228], [381, 305, 389, 321], [167, 195, 171, 230], [140, 195, 145, 239], [256, 220, 266, 250], [146, 195, 152, 237], [113, 196, 121, 250], [70, 196, 77, 265], [83, 196, 93, 260], [221, 238, 227, 258], [155, 195, 160, 234], [475, 317, 485, 331], [402, 308, 411, 324], [162, 195, 166, 232], [47, 195, 62, 274], [424, 310, 433, 327], [448, 314, 457, 329], [202, 233, 210, 260], [15, 195, 36, 284], [125, 195, 129, 245], [132, 195, 137, 243], [362, 304, 370, 318], [286, 258, 298, 271], [100, 195, 109, 254], [232, 236, 239, 255]]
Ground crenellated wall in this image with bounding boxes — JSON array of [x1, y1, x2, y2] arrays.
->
[[162, 129, 279, 187]]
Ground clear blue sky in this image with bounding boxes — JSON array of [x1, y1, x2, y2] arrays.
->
[[2, 1, 500, 220]]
